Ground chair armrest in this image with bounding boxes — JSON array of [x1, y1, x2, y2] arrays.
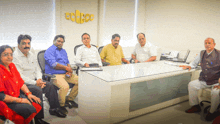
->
[[43, 73, 55, 78], [130, 58, 135, 63], [42, 73, 55, 81], [102, 62, 110, 66]]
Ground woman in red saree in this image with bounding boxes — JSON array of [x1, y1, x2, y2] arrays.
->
[[0, 45, 41, 124]]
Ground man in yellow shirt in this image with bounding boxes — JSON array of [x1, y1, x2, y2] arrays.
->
[[100, 34, 130, 65]]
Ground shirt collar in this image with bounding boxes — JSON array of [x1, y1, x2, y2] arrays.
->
[[83, 44, 92, 48], [111, 44, 118, 49], [15, 46, 31, 57], [52, 44, 63, 51], [207, 49, 214, 55]]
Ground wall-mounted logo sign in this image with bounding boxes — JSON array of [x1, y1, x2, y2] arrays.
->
[[65, 10, 94, 24]]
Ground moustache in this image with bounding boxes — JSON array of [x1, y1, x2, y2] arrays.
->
[[114, 43, 118, 45], [24, 47, 30, 49]]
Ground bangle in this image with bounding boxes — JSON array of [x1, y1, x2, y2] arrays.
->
[[25, 92, 32, 96]]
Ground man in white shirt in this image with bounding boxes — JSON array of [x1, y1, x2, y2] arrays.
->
[[131, 33, 157, 63], [180, 38, 220, 121], [13, 34, 66, 119], [75, 33, 102, 67]]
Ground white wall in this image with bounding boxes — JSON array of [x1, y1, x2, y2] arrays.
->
[[56, 0, 99, 63], [0, 0, 55, 49], [144, 0, 220, 51], [56, 0, 220, 62]]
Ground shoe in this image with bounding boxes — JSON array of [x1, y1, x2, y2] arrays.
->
[[49, 108, 67, 118], [185, 105, 201, 113], [205, 112, 217, 121], [34, 118, 50, 124], [65, 100, 78, 108], [60, 106, 68, 115]]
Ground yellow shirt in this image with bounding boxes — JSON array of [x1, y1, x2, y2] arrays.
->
[[100, 44, 125, 65]]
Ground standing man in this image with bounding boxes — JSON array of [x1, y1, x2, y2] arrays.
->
[[44, 35, 78, 115], [13, 35, 66, 119], [180, 38, 220, 121], [131, 33, 157, 63], [100, 34, 130, 65], [75, 33, 102, 67]]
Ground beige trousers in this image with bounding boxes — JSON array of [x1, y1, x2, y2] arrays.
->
[[52, 74, 78, 107]]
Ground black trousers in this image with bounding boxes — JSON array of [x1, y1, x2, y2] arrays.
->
[[25, 84, 44, 119], [26, 81, 60, 119], [6, 94, 36, 119]]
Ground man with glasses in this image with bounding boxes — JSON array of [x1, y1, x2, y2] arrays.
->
[[100, 34, 130, 65], [75, 33, 102, 67]]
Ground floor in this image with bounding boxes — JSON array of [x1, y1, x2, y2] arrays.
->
[[0, 99, 217, 124], [42, 98, 217, 124]]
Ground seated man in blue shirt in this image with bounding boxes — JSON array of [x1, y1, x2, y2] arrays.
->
[[44, 35, 78, 114]]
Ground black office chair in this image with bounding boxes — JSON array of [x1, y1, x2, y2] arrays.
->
[[74, 44, 110, 74], [98, 46, 104, 54], [37, 50, 74, 89], [98, 46, 110, 66], [74, 44, 97, 55]]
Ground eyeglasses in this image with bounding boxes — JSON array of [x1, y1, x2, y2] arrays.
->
[[2, 53, 13, 57]]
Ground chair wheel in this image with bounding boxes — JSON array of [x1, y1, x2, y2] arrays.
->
[[204, 106, 210, 113], [200, 102, 204, 106]]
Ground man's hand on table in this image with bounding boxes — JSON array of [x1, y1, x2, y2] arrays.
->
[[179, 65, 191, 71], [84, 63, 90, 67]]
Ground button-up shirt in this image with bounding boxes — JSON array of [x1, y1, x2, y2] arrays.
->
[[132, 42, 157, 62], [13, 47, 42, 85], [44, 45, 69, 75], [100, 44, 125, 65], [0, 63, 24, 97], [75, 45, 102, 67]]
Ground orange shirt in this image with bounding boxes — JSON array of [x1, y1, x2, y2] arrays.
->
[[0, 63, 24, 97]]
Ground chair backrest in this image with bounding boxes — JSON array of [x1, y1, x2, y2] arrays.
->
[[37, 50, 46, 74], [74, 44, 97, 55], [74, 44, 83, 55], [98, 46, 104, 54]]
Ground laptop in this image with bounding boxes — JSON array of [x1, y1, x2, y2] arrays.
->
[[172, 49, 190, 63]]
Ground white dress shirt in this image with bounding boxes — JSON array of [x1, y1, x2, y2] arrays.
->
[[132, 42, 157, 62], [13, 47, 42, 85], [75, 45, 102, 67]]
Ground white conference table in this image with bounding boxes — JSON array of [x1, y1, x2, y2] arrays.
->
[[78, 61, 200, 124]]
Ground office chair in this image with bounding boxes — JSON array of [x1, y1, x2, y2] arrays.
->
[[98, 46, 104, 54], [74, 44, 110, 74], [98, 46, 129, 65], [198, 88, 220, 114], [98, 46, 110, 66], [37, 50, 74, 90], [74, 44, 97, 55]]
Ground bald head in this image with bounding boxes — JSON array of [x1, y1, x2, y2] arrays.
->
[[205, 37, 215, 44]]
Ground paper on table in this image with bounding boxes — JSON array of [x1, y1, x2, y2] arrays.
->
[[80, 67, 103, 71], [164, 61, 188, 66]]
